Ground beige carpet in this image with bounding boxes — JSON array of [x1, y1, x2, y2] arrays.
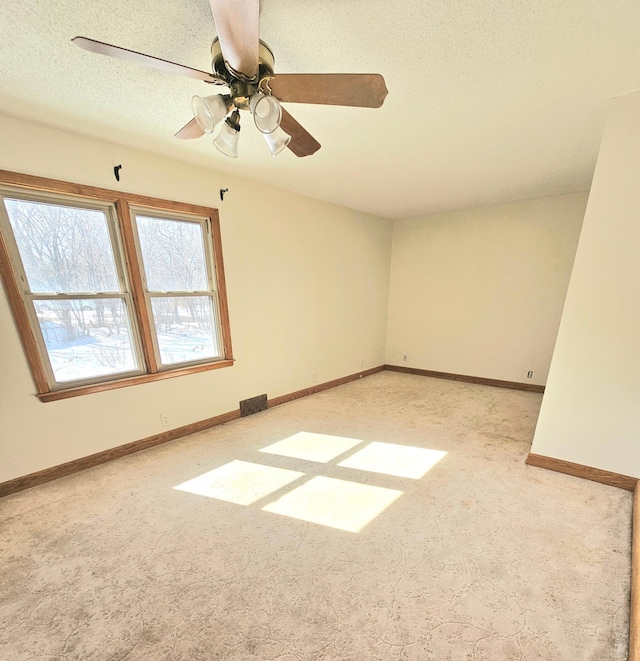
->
[[0, 372, 631, 660]]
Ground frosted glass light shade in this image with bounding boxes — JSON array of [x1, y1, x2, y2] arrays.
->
[[262, 125, 291, 156], [213, 122, 240, 158], [191, 95, 229, 134], [250, 93, 282, 134]]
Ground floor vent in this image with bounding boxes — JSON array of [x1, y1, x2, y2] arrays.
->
[[240, 394, 268, 417]]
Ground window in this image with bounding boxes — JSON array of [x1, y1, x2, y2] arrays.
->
[[0, 171, 233, 401], [132, 211, 222, 367]]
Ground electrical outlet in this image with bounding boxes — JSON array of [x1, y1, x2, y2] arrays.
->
[[527, 371, 534, 379], [360, 359, 364, 369], [402, 354, 408, 362], [312, 372, 316, 383], [160, 413, 170, 428]]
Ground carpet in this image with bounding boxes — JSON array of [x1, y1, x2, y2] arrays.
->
[[0, 372, 631, 659]]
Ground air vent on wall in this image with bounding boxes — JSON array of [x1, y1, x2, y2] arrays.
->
[[240, 394, 268, 417]]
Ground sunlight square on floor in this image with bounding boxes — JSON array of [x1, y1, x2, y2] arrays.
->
[[174, 460, 303, 506], [259, 431, 363, 463], [338, 442, 447, 479], [261, 476, 403, 533]]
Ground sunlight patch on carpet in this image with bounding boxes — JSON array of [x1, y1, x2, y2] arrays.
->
[[174, 460, 303, 505], [174, 435, 439, 529], [261, 476, 403, 532], [259, 431, 363, 463], [338, 442, 447, 479]]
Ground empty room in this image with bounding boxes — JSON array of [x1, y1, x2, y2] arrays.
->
[[2, 1, 640, 659]]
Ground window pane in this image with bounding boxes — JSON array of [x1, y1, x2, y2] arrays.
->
[[4, 199, 119, 293], [150, 296, 219, 365], [34, 298, 139, 383], [136, 216, 208, 292]]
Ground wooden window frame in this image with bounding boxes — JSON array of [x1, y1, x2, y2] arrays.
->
[[128, 205, 226, 371], [0, 170, 234, 402]]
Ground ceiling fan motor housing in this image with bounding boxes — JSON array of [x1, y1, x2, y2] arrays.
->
[[211, 38, 275, 88]]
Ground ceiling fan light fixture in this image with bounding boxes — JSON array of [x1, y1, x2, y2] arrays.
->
[[262, 125, 291, 157], [191, 94, 231, 134], [213, 110, 241, 158], [250, 93, 282, 134]]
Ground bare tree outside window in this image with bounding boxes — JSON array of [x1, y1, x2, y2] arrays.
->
[[135, 215, 220, 366], [0, 173, 232, 400], [3, 198, 140, 383]]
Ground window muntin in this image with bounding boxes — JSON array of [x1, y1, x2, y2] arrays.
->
[[0, 175, 233, 399], [131, 210, 223, 369]]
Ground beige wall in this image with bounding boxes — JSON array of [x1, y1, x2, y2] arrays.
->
[[0, 113, 393, 483], [531, 90, 640, 476], [385, 194, 586, 385]]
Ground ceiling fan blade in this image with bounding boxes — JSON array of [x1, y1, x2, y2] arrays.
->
[[72, 37, 220, 83], [208, 0, 260, 81], [280, 108, 321, 158], [174, 118, 205, 140], [263, 74, 388, 108]]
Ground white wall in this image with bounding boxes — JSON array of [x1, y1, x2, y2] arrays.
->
[[0, 113, 393, 483], [385, 194, 586, 385], [531, 90, 640, 476]]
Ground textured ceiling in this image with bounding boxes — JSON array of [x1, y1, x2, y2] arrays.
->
[[1, 1, 640, 219]]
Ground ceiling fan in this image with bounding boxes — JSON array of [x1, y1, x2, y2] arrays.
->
[[72, 0, 388, 158]]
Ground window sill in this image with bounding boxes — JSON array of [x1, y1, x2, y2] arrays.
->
[[37, 359, 235, 402]]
